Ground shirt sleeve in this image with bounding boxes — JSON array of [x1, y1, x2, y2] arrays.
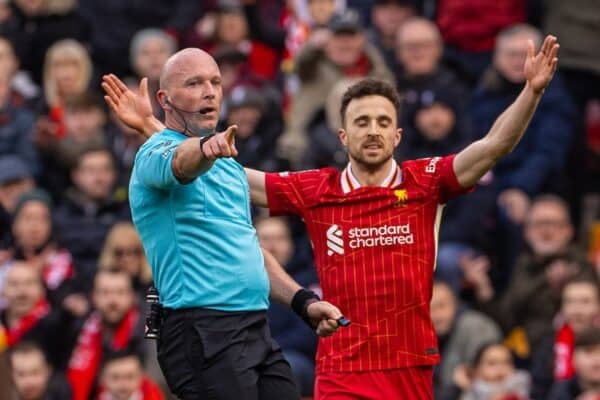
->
[[135, 140, 184, 189], [265, 170, 322, 216], [408, 154, 473, 204]]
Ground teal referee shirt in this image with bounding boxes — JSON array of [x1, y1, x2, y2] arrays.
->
[[129, 128, 269, 311]]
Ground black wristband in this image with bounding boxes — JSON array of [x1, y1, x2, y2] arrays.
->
[[199, 134, 214, 158], [291, 288, 320, 327]]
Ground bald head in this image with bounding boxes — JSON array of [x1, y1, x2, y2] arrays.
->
[[157, 48, 223, 135], [395, 17, 443, 76], [159, 48, 218, 90]]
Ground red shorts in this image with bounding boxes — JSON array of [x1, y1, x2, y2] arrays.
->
[[315, 367, 433, 400]]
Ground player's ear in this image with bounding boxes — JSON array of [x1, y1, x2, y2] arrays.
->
[[394, 128, 402, 147], [338, 128, 348, 147]]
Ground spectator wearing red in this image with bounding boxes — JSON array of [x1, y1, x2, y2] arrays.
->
[[67, 269, 145, 400], [530, 275, 600, 400], [97, 352, 164, 400], [9, 341, 72, 400]]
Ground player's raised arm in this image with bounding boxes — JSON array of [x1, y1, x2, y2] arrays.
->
[[453, 35, 560, 188], [102, 74, 165, 138]]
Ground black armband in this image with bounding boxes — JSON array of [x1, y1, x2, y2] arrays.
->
[[291, 288, 320, 327], [199, 134, 215, 158]]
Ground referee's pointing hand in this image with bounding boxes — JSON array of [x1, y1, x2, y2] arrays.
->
[[201, 125, 238, 159], [307, 301, 345, 337]]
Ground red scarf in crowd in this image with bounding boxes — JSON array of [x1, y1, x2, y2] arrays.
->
[[97, 376, 165, 400], [43, 249, 74, 290], [0, 299, 50, 351], [67, 308, 139, 400], [554, 323, 576, 380]]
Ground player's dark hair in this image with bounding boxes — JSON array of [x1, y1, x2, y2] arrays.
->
[[340, 78, 401, 126]]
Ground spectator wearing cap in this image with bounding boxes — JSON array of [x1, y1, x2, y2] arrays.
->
[[468, 25, 576, 276], [546, 327, 600, 400], [394, 17, 469, 131], [130, 28, 177, 119], [278, 8, 394, 167], [10, 189, 86, 314], [0, 36, 40, 175], [53, 145, 129, 288], [222, 85, 283, 172], [0, 155, 35, 214], [366, 0, 417, 71]]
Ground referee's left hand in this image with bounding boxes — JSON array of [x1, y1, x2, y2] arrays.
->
[[307, 301, 344, 337]]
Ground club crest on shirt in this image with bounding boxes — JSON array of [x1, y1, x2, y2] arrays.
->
[[393, 189, 408, 207]]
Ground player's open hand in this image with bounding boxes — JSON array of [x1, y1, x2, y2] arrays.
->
[[201, 125, 238, 159], [307, 301, 344, 337], [102, 74, 156, 137], [524, 35, 559, 94]]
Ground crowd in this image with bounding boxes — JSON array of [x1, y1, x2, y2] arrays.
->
[[0, 0, 599, 399]]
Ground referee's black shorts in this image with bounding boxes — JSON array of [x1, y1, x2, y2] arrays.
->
[[157, 307, 300, 400]]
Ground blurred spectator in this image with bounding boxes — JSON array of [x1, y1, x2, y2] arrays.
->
[[10, 189, 85, 312], [545, 1, 600, 238], [129, 28, 176, 118], [470, 25, 575, 203], [0, 37, 39, 173], [39, 92, 108, 200], [367, 0, 417, 70], [8, 341, 72, 400], [279, 8, 393, 167], [66, 269, 145, 400], [98, 222, 152, 302], [78, 0, 200, 77], [256, 216, 319, 397], [54, 146, 129, 287], [431, 281, 502, 399], [98, 352, 164, 400], [222, 85, 283, 171], [465, 195, 586, 361], [530, 275, 600, 400], [469, 25, 576, 277], [183, 3, 280, 81], [456, 342, 531, 400], [0, 262, 67, 368], [301, 78, 357, 171], [394, 17, 468, 130], [35, 39, 92, 146], [0, 0, 89, 85], [105, 78, 147, 188], [435, 0, 527, 85], [0, 155, 35, 213], [546, 327, 600, 400]]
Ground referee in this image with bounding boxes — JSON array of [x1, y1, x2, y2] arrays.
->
[[125, 48, 343, 399]]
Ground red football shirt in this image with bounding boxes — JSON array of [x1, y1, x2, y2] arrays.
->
[[265, 155, 471, 373]]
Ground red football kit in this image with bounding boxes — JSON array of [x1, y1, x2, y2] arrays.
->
[[265, 155, 470, 399]]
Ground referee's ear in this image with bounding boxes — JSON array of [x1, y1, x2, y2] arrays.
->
[[157, 90, 171, 111]]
